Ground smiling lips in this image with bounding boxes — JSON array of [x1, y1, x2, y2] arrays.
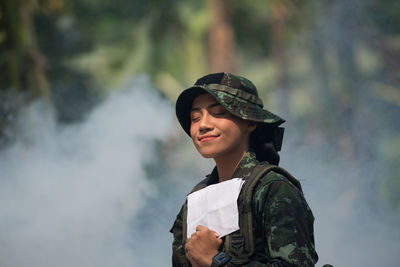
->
[[198, 134, 219, 142]]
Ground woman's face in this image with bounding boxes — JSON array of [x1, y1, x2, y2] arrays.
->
[[190, 93, 255, 159]]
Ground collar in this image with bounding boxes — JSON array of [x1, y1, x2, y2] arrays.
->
[[206, 151, 259, 185]]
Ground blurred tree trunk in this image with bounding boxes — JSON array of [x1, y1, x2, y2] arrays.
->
[[309, 17, 338, 142], [0, 0, 50, 99], [270, 2, 290, 117], [332, 0, 380, 212], [1, 0, 52, 143], [334, 0, 363, 161], [208, 0, 237, 73]]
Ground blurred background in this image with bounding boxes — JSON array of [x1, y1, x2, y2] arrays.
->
[[1, 0, 400, 266]]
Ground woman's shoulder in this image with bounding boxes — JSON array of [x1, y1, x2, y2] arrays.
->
[[251, 169, 314, 228], [252, 162, 303, 191], [258, 169, 296, 187], [252, 167, 305, 203]]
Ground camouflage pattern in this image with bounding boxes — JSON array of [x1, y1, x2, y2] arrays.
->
[[175, 72, 285, 136], [170, 152, 318, 266]]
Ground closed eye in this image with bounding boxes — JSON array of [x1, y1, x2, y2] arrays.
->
[[191, 116, 200, 122], [190, 111, 201, 122]]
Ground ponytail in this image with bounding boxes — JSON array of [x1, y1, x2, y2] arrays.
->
[[250, 125, 284, 165]]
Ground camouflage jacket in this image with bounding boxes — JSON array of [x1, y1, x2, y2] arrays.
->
[[170, 152, 318, 266]]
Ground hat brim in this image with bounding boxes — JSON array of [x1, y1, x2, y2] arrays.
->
[[175, 85, 285, 136]]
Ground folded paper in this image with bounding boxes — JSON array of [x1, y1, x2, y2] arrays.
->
[[187, 178, 245, 238]]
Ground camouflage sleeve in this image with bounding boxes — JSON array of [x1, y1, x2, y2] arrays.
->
[[170, 205, 191, 267], [234, 171, 318, 267]]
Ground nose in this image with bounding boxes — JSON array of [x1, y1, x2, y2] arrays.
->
[[198, 112, 213, 134]]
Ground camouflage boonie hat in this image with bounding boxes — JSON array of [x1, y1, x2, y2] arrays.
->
[[176, 72, 285, 136]]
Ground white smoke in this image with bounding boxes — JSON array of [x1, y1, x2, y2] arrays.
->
[[280, 134, 400, 267], [0, 78, 175, 267]]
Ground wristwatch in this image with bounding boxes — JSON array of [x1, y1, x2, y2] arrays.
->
[[211, 251, 231, 267]]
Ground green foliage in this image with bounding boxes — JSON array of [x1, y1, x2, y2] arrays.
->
[[368, 0, 400, 34], [231, 1, 272, 58]]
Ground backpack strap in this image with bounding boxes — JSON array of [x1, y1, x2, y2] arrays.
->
[[224, 162, 302, 262]]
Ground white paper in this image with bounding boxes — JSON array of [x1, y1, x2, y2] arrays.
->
[[187, 178, 245, 238]]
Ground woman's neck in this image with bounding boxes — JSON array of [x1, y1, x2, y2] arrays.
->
[[214, 149, 248, 183]]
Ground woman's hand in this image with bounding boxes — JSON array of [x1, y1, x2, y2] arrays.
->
[[185, 225, 223, 267]]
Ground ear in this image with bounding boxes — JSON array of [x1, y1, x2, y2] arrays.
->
[[247, 121, 257, 133]]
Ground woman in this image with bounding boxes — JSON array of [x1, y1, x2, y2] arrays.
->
[[170, 73, 318, 267]]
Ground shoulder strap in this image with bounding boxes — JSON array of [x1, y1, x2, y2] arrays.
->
[[224, 163, 302, 262]]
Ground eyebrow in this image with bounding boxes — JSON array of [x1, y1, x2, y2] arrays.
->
[[191, 102, 221, 112]]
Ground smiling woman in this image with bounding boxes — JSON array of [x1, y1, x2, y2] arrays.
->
[[190, 94, 256, 176], [170, 73, 318, 267]]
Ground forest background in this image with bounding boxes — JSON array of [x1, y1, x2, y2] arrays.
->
[[1, 0, 400, 266]]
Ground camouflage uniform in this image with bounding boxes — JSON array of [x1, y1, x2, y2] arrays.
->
[[171, 73, 318, 266], [170, 152, 318, 266]]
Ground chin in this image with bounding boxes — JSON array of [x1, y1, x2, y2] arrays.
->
[[197, 150, 217, 158], [197, 147, 228, 159], [195, 147, 220, 159], [200, 154, 214, 159]]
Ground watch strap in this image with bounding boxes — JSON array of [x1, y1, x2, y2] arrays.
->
[[211, 252, 231, 267]]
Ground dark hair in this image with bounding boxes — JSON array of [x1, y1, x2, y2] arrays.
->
[[250, 124, 284, 165]]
